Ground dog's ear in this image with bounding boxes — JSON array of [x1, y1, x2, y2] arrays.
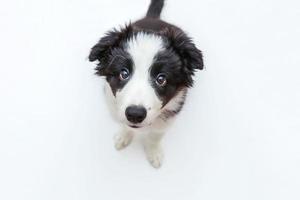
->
[[162, 28, 204, 86], [88, 24, 133, 75]]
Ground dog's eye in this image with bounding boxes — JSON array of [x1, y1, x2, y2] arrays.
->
[[119, 69, 130, 81], [156, 74, 167, 87]]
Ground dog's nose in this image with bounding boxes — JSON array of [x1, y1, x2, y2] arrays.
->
[[125, 106, 147, 124]]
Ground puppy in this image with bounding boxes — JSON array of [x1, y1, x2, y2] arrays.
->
[[89, 0, 203, 168]]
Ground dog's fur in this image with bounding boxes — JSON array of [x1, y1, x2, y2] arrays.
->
[[89, 0, 203, 168]]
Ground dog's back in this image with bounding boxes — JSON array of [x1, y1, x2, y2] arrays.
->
[[133, 0, 181, 32]]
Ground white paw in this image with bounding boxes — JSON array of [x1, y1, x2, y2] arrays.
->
[[114, 132, 133, 150], [145, 145, 164, 168]]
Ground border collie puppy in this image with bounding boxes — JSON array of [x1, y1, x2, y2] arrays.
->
[[89, 0, 203, 168]]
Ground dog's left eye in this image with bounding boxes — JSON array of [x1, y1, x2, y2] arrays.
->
[[156, 74, 167, 87], [119, 69, 130, 81]]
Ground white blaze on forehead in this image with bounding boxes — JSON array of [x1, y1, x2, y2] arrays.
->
[[126, 33, 165, 72]]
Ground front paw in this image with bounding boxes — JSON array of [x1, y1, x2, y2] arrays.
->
[[145, 145, 164, 168], [114, 132, 133, 150]]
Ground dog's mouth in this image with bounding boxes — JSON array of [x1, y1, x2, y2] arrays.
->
[[126, 121, 152, 129], [129, 125, 142, 129]]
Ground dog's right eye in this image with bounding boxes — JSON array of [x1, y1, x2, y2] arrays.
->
[[119, 69, 130, 81]]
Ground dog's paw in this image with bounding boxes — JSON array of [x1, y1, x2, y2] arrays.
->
[[145, 145, 164, 168], [114, 132, 133, 151]]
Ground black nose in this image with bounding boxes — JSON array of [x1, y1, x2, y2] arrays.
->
[[125, 106, 147, 124]]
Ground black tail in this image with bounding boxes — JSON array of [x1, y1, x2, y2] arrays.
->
[[146, 0, 165, 18]]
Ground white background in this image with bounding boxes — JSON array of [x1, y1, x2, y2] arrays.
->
[[0, 0, 300, 199]]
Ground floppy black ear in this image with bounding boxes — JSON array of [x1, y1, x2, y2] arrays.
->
[[163, 28, 204, 72], [89, 30, 120, 63], [88, 25, 133, 74]]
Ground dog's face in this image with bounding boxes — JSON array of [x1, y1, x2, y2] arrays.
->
[[89, 25, 203, 128]]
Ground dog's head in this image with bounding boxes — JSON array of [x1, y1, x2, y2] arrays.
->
[[89, 25, 203, 128]]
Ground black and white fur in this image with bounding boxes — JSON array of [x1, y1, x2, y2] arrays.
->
[[89, 0, 203, 168]]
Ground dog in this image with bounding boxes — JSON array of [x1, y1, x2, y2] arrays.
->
[[89, 0, 203, 168]]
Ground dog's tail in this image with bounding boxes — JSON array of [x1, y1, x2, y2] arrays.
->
[[146, 0, 165, 18]]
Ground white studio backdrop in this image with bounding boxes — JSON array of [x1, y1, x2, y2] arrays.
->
[[0, 0, 299, 200]]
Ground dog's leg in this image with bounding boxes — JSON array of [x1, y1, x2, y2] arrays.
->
[[144, 132, 164, 168], [114, 129, 134, 150]]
